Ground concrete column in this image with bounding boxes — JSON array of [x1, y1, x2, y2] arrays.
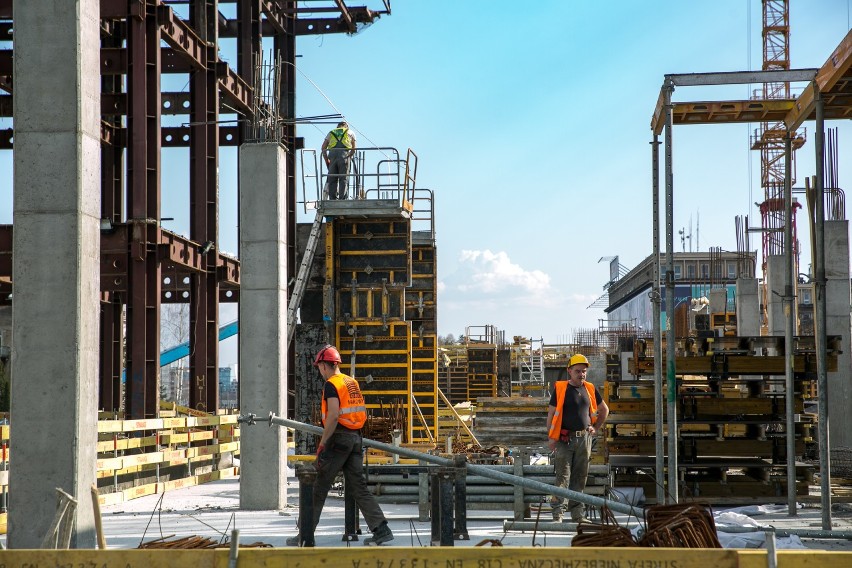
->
[[766, 255, 788, 338], [238, 143, 289, 509], [825, 221, 851, 449], [8, 0, 100, 549], [735, 278, 760, 336]]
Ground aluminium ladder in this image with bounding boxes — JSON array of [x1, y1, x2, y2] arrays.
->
[[287, 208, 325, 343]]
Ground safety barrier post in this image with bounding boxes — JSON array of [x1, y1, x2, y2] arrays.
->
[[453, 455, 469, 540], [343, 479, 360, 541], [417, 459, 430, 521], [513, 454, 525, 520], [430, 467, 455, 546], [296, 464, 317, 547]]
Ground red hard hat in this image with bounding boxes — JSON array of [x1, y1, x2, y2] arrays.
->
[[314, 345, 342, 367]]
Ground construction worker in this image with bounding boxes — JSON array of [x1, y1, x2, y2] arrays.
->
[[321, 121, 356, 200], [287, 345, 394, 547], [546, 354, 609, 523]]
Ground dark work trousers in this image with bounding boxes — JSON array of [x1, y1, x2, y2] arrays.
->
[[326, 148, 351, 200], [312, 429, 387, 532], [551, 434, 593, 520]]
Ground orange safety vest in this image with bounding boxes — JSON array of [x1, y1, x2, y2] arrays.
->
[[547, 380, 598, 441], [321, 372, 367, 430]]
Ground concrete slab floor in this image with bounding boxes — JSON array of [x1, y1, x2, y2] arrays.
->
[[3, 477, 852, 550]]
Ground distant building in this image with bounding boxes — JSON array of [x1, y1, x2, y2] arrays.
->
[[162, 365, 239, 410], [605, 251, 756, 335]]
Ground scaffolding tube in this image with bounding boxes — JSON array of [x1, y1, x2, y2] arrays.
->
[[240, 412, 644, 519], [501, 521, 852, 540]]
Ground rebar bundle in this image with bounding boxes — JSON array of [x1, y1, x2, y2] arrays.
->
[[639, 503, 722, 548], [139, 535, 272, 549], [571, 507, 638, 547]]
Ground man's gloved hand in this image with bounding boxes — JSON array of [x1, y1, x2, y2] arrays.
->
[[316, 444, 326, 459]]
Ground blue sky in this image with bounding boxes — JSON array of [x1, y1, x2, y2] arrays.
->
[[1, 1, 850, 366]]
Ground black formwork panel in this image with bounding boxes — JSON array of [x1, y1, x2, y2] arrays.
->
[[334, 219, 411, 287], [336, 321, 413, 440], [335, 285, 406, 321], [467, 346, 497, 402], [411, 334, 438, 444], [406, 245, 437, 332]]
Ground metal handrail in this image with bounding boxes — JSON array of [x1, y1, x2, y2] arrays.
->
[[239, 412, 645, 519]]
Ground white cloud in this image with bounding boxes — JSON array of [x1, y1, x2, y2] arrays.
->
[[455, 249, 551, 297]]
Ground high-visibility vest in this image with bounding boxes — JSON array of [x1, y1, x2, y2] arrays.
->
[[322, 372, 367, 429], [547, 380, 598, 441], [327, 127, 352, 149]]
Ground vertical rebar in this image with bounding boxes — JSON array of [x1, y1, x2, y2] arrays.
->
[[783, 131, 797, 516], [663, 81, 679, 503], [651, 134, 665, 502], [813, 88, 832, 531]]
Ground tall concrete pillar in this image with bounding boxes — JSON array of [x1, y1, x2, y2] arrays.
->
[[238, 143, 289, 509], [766, 255, 789, 338], [825, 221, 851, 449], [8, 0, 100, 548], [735, 278, 760, 336]]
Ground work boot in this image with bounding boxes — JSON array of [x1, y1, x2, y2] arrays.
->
[[551, 502, 563, 522], [571, 515, 592, 524], [363, 522, 394, 546], [286, 534, 314, 547]]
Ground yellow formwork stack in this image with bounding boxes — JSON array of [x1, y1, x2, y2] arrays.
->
[[324, 211, 437, 445]]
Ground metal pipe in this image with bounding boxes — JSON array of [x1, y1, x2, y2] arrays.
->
[[437, 387, 480, 446], [766, 529, 777, 568], [813, 88, 832, 531], [663, 80, 678, 503], [502, 521, 852, 540], [244, 413, 645, 519], [783, 132, 797, 516], [651, 133, 665, 502]]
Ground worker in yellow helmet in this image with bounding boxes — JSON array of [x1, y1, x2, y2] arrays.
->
[[321, 121, 357, 200], [546, 354, 609, 523]]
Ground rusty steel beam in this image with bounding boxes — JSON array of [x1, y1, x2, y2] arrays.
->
[[100, 0, 145, 20], [0, 50, 10, 75], [0, 93, 9, 117], [157, 5, 206, 71], [333, 0, 356, 32], [0, 0, 9, 19], [261, 0, 290, 35], [216, 61, 253, 117], [125, 8, 163, 420], [0, 125, 241, 150]]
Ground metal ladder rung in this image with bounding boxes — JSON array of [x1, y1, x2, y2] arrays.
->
[[287, 209, 324, 343]]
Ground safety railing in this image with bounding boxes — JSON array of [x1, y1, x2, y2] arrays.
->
[[299, 146, 417, 212], [0, 405, 241, 532]]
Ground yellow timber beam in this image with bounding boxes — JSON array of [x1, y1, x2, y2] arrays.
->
[[786, 28, 852, 130], [652, 99, 796, 134], [0, 547, 850, 567]]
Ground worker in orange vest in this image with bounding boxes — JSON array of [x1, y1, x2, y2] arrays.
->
[[287, 345, 394, 546], [547, 354, 609, 523]]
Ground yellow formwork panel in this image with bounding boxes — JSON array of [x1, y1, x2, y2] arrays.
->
[[337, 320, 413, 441]]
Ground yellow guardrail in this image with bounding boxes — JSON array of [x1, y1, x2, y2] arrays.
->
[[0, 410, 241, 533]]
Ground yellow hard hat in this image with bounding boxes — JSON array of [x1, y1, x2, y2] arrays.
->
[[567, 354, 590, 368]]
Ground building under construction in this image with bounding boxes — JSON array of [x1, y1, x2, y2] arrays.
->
[[0, 0, 852, 564]]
